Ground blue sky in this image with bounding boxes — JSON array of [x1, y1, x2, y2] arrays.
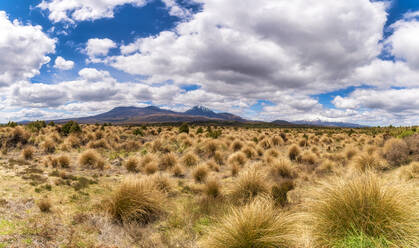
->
[[0, 0, 418, 125]]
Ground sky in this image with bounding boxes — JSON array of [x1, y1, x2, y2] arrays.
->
[[0, 0, 418, 126]]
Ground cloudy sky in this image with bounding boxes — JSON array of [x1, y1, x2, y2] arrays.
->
[[0, 0, 418, 125]]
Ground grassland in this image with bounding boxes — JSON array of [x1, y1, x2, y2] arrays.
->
[[0, 123, 417, 247]]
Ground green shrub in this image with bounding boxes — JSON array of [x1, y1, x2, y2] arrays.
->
[[179, 123, 189, 134], [61, 121, 81, 136]]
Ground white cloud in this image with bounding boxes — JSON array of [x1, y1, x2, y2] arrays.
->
[[161, 0, 192, 18], [37, 0, 149, 23], [0, 11, 56, 86], [54, 56, 74, 70], [109, 0, 387, 96], [385, 16, 419, 69], [85, 38, 117, 63]]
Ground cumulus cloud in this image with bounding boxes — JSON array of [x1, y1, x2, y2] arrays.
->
[[37, 0, 149, 23], [109, 0, 387, 96], [0, 11, 56, 86], [85, 38, 117, 63], [54, 56, 74, 70], [385, 14, 419, 69]]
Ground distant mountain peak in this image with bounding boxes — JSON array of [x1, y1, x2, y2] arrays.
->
[[188, 105, 214, 113]]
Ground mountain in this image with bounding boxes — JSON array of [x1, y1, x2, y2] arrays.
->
[[271, 120, 294, 126], [185, 106, 245, 121], [52, 106, 247, 124], [292, 120, 367, 128]]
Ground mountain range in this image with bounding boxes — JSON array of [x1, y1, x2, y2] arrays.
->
[[46, 105, 366, 128]]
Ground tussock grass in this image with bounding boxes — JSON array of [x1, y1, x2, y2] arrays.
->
[[105, 176, 167, 225], [230, 167, 270, 204], [79, 149, 104, 169], [201, 197, 297, 248], [353, 153, 388, 172], [22, 146, 34, 160], [182, 152, 199, 167], [192, 164, 209, 183], [125, 157, 139, 172], [304, 173, 419, 248], [288, 145, 300, 161]]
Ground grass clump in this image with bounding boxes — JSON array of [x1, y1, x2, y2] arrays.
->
[[230, 168, 270, 204], [105, 176, 167, 225], [37, 198, 52, 212], [305, 173, 419, 248], [201, 197, 296, 248], [288, 145, 300, 161], [192, 164, 209, 183], [22, 146, 34, 160], [181, 152, 199, 167], [79, 149, 104, 169], [125, 157, 139, 172]]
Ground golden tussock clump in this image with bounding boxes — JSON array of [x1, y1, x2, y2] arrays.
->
[[203, 176, 222, 199], [57, 154, 71, 168], [304, 173, 419, 248], [200, 197, 297, 248], [270, 135, 284, 147], [79, 149, 105, 170], [241, 145, 257, 159], [151, 174, 174, 194], [37, 197, 52, 213], [104, 176, 167, 225], [230, 140, 243, 152], [229, 167, 270, 205], [270, 158, 297, 180], [288, 145, 301, 161], [139, 154, 155, 169], [299, 151, 318, 165], [353, 152, 388, 172], [172, 164, 184, 177], [22, 146, 34, 160], [383, 138, 409, 167], [125, 157, 140, 172], [181, 152, 199, 167], [399, 161, 419, 181], [227, 151, 247, 167], [205, 160, 220, 172], [144, 161, 158, 175], [158, 152, 177, 170], [192, 164, 209, 183], [213, 151, 225, 165], [344, 145, 357, 160], [203, 140, 219, 157], [41, 138, 56, 154]]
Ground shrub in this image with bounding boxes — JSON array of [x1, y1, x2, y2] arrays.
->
[[305, 173, 418, 248], [37, 198, 52, 212], [179, 123, 189, 134], [133, 128, 144, 136], [22, 146, 34, 160], [181, 152, 199, 167], [125, 157, 140, 172], [27, 120, 46, 132], [60, 121, 81, 136], [192, 164, 209, 183], [201, 198, 296, 248], [230, 168, 270, 204], [288, 145, 300, 161], [105, 176, 166, 224], [79, 149, 103, 169], [383, 138, 409, 167]]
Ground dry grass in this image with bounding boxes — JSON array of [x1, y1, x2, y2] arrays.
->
[[125, 156, 140, 172], [37, 198, 52, 212], [288, 145, 301, 161], [230, 167, 270, 204], [192, 164, 209, 183], [79, 149, 104, 169], [304, 173, 419, 248], [201, 197, 297, 248], [22, 146, 34, 160], [105, 176, 167, 225]]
